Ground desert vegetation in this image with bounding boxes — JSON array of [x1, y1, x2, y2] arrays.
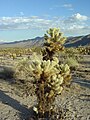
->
[[0, 28, 90, 120], [14, 28, 71, 119]]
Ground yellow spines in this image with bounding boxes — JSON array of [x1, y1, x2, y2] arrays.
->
[[52, 57, 59, 65], [43, 60, 51, 72], [56, 86, 63, 94], [51, 74, 57, 81], [48, 90, 54, 98], [57, 75, 64, 85], [60, 64, 70, 75]]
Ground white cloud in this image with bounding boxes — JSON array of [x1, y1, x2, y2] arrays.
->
[[62, 25, 90, 35], [69, 25, 85, 30], [62, 4, 74, 10], [63, 4, 72, 8], [63, 13, 88, 25], [60, 13, 89, 35], [49, 5, 61, 10], [50, 4, 74, 11], [0, 16, 52, 30], [72, 13, 88, 21], [0, 13, 89, 36], [0, 39, 4, 42]]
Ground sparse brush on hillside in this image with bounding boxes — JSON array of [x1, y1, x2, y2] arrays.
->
[[14, 28, 71, 119], [77, 46, 90, 55], [61, 47, 81, 71], [31, 46, 42, 54], [64, 48, 80, 60], [0, 48, 33, 58]]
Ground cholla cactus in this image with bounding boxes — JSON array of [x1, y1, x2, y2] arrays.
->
[[15, 53, 71, 118], [9, 53, 17, 60], [43, 28, 66, 60], [77, 46, 90, 55], [15, 28, 71, 119]]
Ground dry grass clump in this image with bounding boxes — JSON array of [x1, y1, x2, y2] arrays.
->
[[65, 57, 79, 70]]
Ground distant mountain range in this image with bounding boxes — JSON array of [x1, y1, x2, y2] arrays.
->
[[65, 34, 90, 47], [0, 37, 44, 48], [0, 34, 90, 48]]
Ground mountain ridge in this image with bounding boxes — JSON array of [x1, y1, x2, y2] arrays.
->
[[0, 34, 90, 48]]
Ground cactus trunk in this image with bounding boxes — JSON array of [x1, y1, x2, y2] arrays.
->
[[36, 73, 55, 118]]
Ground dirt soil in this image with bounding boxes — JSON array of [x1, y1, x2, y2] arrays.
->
[[0, 55, 90, 120]]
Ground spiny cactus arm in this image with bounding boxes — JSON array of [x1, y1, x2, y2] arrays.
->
[[44, 34, 48, 41], [50, 75, 63, 87], [58, 37, 66, 44], [60, 64, 70, 72], [48, 57, 59, 69], [42, 58, 59, 76], [56, 75, 63, 84], [43, 60, 50, 72], [46, 28, 54, 38], [55, 86, 63, 94], [48, 90, 55, 99], [44, 28, 66, 44], [59, 64, 71, 85]]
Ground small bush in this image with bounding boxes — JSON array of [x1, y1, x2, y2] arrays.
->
[[65, 57, 79, 70]]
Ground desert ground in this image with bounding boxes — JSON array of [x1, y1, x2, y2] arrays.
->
[[0, 54, 90, 120]]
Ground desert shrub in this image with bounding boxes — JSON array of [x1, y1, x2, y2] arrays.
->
[[14, 57, 36, 96], [62, 48, 81, 69], [65, 57, 79, 70], [31, 46, 42, 54], [14, 58, 31, 80]]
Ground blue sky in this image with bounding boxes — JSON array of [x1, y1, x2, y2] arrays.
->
[[0, 0, 90, 42]]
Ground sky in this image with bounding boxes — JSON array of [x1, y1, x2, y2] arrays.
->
[[0, 0, 90, 42]]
